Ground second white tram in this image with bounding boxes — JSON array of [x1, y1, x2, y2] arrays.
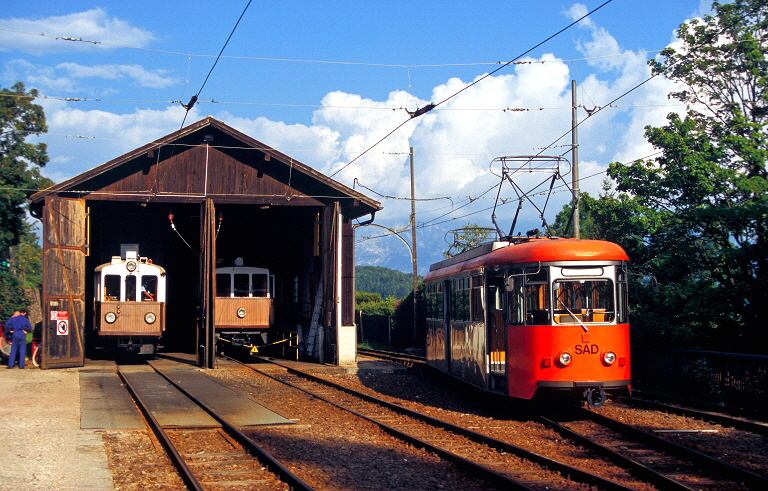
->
[[215, 258, 275, 348]]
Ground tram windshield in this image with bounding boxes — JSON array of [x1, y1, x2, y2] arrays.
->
[[553, 279, 614, 323], [216, 272, 271, 298]]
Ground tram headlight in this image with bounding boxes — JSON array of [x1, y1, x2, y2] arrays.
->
[[556, 350, 572, 367], [144, 312, 156, 324], [602, 350, 616, 366], [105, 312, 117, 324], [236, 307, 247, 319]]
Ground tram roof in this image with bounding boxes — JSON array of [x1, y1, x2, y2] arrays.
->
[[424, 238, 629, 281]]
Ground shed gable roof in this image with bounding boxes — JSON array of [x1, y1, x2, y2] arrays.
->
[[30, 117, 380, 218]]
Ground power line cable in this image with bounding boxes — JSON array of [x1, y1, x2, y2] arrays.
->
[[327, 0, 614, 180]]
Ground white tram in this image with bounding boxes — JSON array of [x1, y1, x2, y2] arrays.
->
[[93, 250, 166, 355], [215, 258, 275, 348]]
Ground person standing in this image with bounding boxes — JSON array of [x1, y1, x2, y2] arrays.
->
[[6, 308, 32, 369]]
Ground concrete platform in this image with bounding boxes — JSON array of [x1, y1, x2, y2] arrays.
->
[[0, 361, 114, 491]]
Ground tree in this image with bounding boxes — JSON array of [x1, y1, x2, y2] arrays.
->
[[1, 82, 52, 320], [1, 82, 52, 253], [606, 0, 768, 352], [443, 223, 494, 257]]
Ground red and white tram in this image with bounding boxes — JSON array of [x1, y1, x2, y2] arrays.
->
[[424, 237, 630, 407]]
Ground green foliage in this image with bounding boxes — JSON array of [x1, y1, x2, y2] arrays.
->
[[356, 265, 420, 300], [392, 283, 426, 349], [0, 82, 51, 319], [0, 271, 24, 320], [1, 82, 52, 255], [355, 291, 397, 316], [444, 223, 494, 257], [604, 0, 768, 352]]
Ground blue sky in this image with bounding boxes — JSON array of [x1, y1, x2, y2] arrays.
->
[[1, 0, 711, 272]]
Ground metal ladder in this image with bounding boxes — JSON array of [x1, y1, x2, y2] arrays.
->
[[306, 279, 323, 358]]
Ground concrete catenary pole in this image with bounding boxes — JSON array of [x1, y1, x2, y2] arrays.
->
[[571, 80, 581, 239], [410, 147, 419, 342]]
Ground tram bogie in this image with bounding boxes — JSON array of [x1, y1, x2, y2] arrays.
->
[[424, 237, 631, 408], [93, 249, 167, 356], [215, 258, 275, 350]]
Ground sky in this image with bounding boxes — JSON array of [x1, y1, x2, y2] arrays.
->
[[1, 0, 713, 273]]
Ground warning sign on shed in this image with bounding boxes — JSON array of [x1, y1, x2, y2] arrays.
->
[[51, 310, 69, 336]]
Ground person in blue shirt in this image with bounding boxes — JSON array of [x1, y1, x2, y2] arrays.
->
[[6, 308, 32, 369]]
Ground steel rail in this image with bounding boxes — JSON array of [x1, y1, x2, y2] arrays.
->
[[621, 397, 768, 437], [538, 415, 697, 491], [117, 367, 205, 491], [580, 407, 768, 489], [242, 358, 638, 491], [357, 348, 426, 365], [147, 363, 315, 491]]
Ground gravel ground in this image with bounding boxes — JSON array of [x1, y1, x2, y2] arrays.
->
[[100, 363, 768, 490]]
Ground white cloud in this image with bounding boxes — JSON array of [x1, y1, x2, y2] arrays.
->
[[24, 2, 695, 272], [0, 8, 156, 55], [56, 63, 178, 89], [4, 59, 178, 93]]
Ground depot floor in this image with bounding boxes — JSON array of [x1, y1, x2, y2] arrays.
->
[[0, 360, 114, 491]]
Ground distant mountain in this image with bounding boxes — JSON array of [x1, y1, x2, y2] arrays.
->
[[356, 266, 421, 299]]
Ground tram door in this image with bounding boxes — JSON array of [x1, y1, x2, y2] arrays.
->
[[487, 274, 506, 389]]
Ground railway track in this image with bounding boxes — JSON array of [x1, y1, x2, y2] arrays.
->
[[238, 357, 671, 491], [540, 407, 767, 491], [357, 348, 425, 366], [295, 351, 768, 490], [117, 363, 314, 491], [620, 397, 768, 437]]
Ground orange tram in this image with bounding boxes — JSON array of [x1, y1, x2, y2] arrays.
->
[[424, 237, 631, 407]]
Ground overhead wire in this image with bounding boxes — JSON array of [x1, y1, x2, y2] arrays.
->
[[326, 0, 614, 180]]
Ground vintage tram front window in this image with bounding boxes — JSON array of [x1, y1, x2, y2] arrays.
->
[[252, 274, 268, 297], [233, 273, 250, 297], [553, 279, 615, 323], [524, 268, 549, 324], [124, 275, 137, 302], [104, 274, 120, 301], [141, 275, 158, 301], [216, 274, 231, 297]]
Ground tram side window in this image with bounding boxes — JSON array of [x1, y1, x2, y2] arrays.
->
[[451, 277, 470, 321], [471, 275, 484, 322], [104, 275, 120, 301], [617, 266, 628, 323], [233, 273, 250, 297], [125, 275, 137, 302], [524, 268, 549, 325], [141, 275, 158, 301], [425, 282, 444, 319], [252, 274, 268, 297], [506, 271, 524, 325]]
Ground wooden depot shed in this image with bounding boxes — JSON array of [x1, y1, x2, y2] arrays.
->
[[28, 116, 381, 369]]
